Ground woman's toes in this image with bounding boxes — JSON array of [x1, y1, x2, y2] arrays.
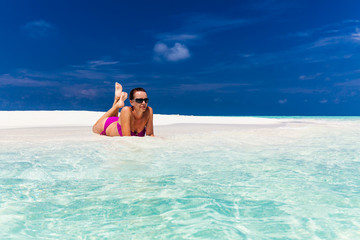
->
[[115, 82, 123, 98]]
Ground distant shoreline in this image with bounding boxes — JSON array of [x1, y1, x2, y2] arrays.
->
[[1, 110, 359, 130], [0, 110, 285, 130]]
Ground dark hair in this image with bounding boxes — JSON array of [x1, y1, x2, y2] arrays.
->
[[130, 87, 147, 100]]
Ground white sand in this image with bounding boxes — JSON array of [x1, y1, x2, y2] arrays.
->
[[0, 111, 284, 129]]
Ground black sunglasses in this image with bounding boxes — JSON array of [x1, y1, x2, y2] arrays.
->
[[134, 98, 149, 103]]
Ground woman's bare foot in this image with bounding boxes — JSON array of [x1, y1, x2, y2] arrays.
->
[[116, 92, 128, 108], [115, 82, 123, 100]]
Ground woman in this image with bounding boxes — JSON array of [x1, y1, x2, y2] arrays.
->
[[92, 82, 154, 137]]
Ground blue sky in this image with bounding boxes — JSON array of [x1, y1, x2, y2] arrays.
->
[[1, 0, 360, 115]]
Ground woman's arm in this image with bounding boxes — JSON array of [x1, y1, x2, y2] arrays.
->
[[120, 107, 132, 136], [146, 107, 154, 137]]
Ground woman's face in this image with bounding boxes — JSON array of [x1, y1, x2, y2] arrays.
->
[[131, 91, 148, 112]]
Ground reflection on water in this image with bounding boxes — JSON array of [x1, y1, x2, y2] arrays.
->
[[1, 120, 360, 239]]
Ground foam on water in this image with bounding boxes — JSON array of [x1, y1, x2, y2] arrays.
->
[[1, 118, 360, 239]]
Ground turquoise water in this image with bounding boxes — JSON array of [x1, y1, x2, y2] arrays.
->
[[1, 118, 360, 239]]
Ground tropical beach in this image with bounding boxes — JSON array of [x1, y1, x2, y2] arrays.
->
[[1, 111, 360, 238], [2, 0, 360, 238]]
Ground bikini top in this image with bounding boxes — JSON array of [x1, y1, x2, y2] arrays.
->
[[130, 127, 146, 136]]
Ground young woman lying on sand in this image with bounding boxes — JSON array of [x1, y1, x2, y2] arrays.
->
[[92, 82, 154, 137]]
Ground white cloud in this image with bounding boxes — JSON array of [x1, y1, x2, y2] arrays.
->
[[62, 69, 107, 80], [158, 34, 199, 42], [320, 99, 328, 104], [154, 43, 168, 53], [88, 60, 119, 69], [298, 73, 323, 80], [239, 53, 254, 58], [61, 84, 102, 99], [0, 58, 134, 88], [279, 88, 329, 94], [308, 36, 346, 49], [0, 73, 55, 86], [278, 99, 287, 104], [351, 28, 360, 42], [237, 20, 360, 68], [336, 78, 360, 86], [21, 20, 56, 38], [65, 58, 132, 80], [154, 42, 191, 62], [155, 14, 257, 49]]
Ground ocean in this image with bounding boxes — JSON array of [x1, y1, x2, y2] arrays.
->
[[0, 117, 360, 239]]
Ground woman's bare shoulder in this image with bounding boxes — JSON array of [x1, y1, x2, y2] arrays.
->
[[121, 106, 132, 114], [146, 106, 153, 114], [145, 106, 153, 118]]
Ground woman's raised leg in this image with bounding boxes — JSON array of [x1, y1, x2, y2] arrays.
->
[[92, 82, 127, 134]]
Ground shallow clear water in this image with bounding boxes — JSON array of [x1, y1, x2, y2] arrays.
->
[[1, 118, 360, 239]]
